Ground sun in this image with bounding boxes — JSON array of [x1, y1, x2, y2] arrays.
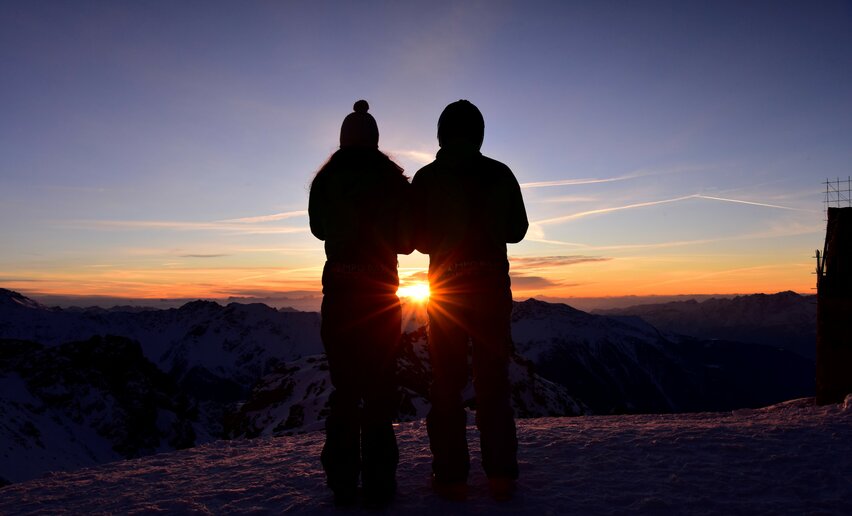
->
[[396, 281, 430, 303]]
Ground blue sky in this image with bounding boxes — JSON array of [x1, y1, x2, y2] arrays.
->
[[1, 1, 850, 300]]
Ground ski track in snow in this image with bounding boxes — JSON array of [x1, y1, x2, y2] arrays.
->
[[1, 398, 851, 515]]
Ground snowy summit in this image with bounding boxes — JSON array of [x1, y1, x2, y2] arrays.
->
[[1, 397, 851, 515]]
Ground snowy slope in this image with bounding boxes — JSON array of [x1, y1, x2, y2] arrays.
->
[[510, 298, 813, 413], [0, 291, 325, 461], [1, 397, 850, 515], [0, 336, 195, 485], [228, 331, 584, 439]]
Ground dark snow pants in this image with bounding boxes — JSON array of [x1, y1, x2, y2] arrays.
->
[[426, 270, 519, 483], [320, 268, 401, 497]]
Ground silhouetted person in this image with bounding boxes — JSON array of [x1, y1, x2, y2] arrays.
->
[[308, 100, 412, 507], [411, 100, 528, 501]]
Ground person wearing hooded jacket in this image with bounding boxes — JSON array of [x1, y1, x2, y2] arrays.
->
[[308, 100, 412, 507], [411, 100, 528, 500]]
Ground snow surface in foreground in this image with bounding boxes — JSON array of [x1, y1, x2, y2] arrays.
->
[[1, 398, 851, 515]]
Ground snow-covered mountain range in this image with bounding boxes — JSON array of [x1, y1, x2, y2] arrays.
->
[[0, 288, 815, 485], [594, 291, 816, 358], [512, 298, 812, 414], [0, 335, 195, 486], [227, 325, 585, 439]]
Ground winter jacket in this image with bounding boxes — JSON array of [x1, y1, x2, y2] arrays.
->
[[309, 148, 413, 281], [411, 145, 528, 277]]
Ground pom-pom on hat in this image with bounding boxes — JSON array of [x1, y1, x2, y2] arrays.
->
[[340, 100, 379, 149]]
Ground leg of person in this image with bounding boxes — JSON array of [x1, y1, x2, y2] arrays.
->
[[469, 285, 519, 490], [426, 292, 472, 491], [320, 293, 362, 505], [360, 294, 401, 506]]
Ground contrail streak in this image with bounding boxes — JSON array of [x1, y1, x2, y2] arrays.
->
[[525, 223, 821, 252], [520, 166, 677, 190], [533, 192, 812, 226], [693, 195, 810, 212], [521, 177, 630, 189], [219, 210, 308, 223], [62, 219, 309, 234], [535, 195, 695, 225]]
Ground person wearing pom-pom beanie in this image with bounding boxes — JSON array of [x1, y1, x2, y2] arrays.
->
[[309, 100, 412, 507], [411, 100, 528, 501]]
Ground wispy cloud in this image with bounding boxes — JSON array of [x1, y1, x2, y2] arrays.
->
[[214, 288, 322, 300], [235, 247, 323, 254], [524, 222, 822, 252], [65, 208, 311, 234], [520, 163, 735, 191], [219, 210, 308, 223], [693, 194, 814, 212], [390, 150, 434, 165], [511, 256, 611, 268], [106, 246, 321, 259], [533, 193, 812, 226], [519, 166, 674, 190], [524, 236, 721, 252], [535, 195, 695, 225], [537, 195, 601, 204], [509, 274, 563, 289], [521, 177, 632, 189], [64, 219, 309, 235]]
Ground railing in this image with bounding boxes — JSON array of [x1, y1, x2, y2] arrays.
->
[[816, 178, 851, 286], [824, 177, 852, 209]]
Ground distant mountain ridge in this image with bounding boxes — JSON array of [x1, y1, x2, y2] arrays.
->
[[0, 289, 815, 484], [0, 289, 323, 392], [593, 291, 816, 358], [511, 298, 812, 413]]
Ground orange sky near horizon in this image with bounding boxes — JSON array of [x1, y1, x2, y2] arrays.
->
[[2, 3, 846, 306], [3, 249, 818, 302]]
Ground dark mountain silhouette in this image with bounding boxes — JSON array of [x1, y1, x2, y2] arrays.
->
[[0, 335, 195, 483], [226, 325, 585, 439], [593, 291, 816, 358], [511, 298, 813, 414], [0, 289, 815, 483]]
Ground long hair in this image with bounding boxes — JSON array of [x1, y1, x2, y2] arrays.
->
[[311, 148, 405, 192]]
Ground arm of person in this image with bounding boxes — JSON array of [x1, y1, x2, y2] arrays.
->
[[500, 167, 529, 244], [395, 176, 415, 255], [410, 169, 432, 254], [308, 174, 326, 241]]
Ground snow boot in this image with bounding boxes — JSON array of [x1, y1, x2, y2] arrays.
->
[[488, 477, 516, 502], [432, 477, 468, 501], [331, 486, 358, 507], [362, 479, 396, 509]]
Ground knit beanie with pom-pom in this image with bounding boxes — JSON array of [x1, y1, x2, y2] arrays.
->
[[339, 100, 379, 149]]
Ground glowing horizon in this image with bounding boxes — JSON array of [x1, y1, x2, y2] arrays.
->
[[3, 256, 817, 302], [1, 2, 847, 303], [396, 281, 431, 303]]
